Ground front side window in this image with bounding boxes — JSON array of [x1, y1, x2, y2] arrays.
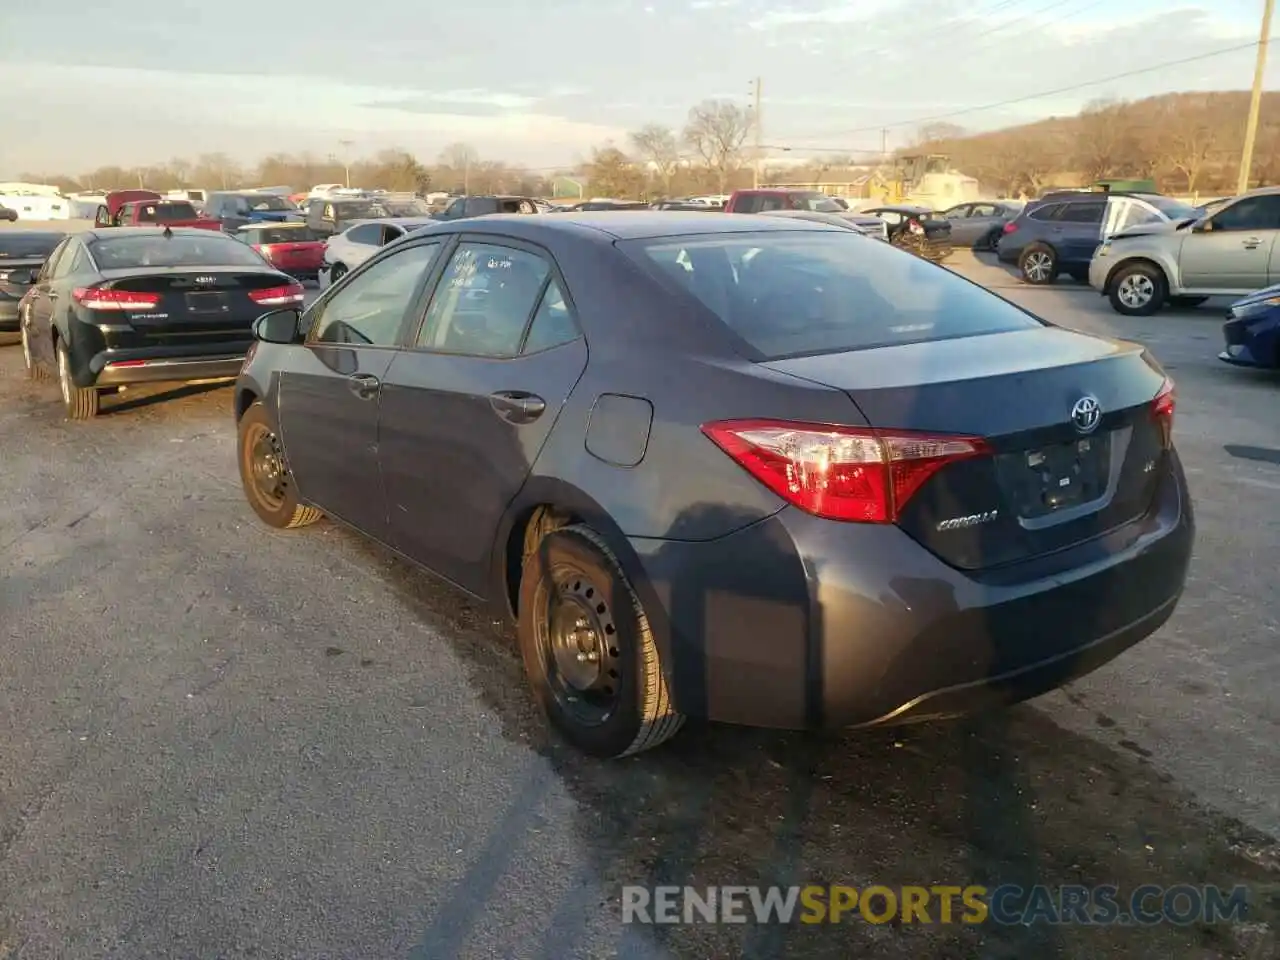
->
[[309, 242, 442, 346], [1211, 195, 1280, 232], [416, 243, 551, 357]]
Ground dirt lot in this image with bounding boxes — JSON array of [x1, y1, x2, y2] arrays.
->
[[1, 252, 1278, 959]]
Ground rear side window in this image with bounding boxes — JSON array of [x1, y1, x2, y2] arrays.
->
[[88, 235, 266, 269], [619, 231, 1042, 360], [1028, 203, 1063, 221], [1057, 202, 1104, 224], [346, 224, 382, 245]]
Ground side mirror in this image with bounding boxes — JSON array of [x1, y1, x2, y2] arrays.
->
[[5, 268, 34, 285], [94, 206, 111, 227], [252, 308, 304, 344], [1193, 218, 1212, 233]]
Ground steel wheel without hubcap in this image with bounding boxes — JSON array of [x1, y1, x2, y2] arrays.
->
[[537, 568, 622, 727], [1117, 273, 1155, 310], [243, 421, 289, 511], [1022, 251, 1054, 283]]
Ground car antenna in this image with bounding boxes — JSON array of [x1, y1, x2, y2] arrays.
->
[[162, 225, 173, 238]]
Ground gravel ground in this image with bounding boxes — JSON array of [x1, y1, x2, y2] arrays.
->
[[0, 251, 1277, 959]]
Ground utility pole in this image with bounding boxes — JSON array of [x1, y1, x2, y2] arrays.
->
[[749, 78, 763, 188], [881, 129, 889, 163], [1237, 0, 1275, 194], [338, 139, 354, 188]]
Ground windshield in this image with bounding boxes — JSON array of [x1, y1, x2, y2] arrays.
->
[[252, 227, 320, 244], [379, 198, 432, 216], [1143, 195, 1201, 220], [335, 201, 388, 220], [0, 233, 64, 258], [241, 194, 295, 212], [797, 193, 844, 213], [88, 234, 268, 269], [620, 231, 1042, 360]]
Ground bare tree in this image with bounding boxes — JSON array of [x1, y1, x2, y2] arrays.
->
[[913, 122, 967, 147], [1071, 99, 1137, 181], [438, 143, 479, 171], [628, 124, 680, 194], [682, 99, 752, 193], [585, 144, 646, 198]]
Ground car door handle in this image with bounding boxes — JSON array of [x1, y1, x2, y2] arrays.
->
[[489, 391, 546, 424], [47, 291, 58, 300], [347, 373, 380, 400]]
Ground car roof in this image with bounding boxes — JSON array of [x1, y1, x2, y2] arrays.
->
[[82, 227, 236, 241], [435, 211, 845, 242], [237, 221, 309, 230], [346, 216, 439, 228], [871, 204, 929, 213]]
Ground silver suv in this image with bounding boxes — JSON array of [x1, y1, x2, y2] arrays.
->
[[1089, 187, 1280, 315]]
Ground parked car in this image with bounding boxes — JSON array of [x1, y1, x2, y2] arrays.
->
[[205, 191, 305, 232], [433, 195, 541, 220], [236, 222, 326, 281], [18, 227, 303, 419], [649, 201, 721, 212], [729, 189, 891, 237], [0, 230, 65, 336], [861, 205, 953, 261], [1000, 191, 1199, 286], [1088, 188, 1280, 315], [756, 208, 889, 240], [938, 200, 1024, 250], [1220, 284, 1280, 369], [305, 197, 391, 239], [95, 199, 222, 231], [0, 204, 17, 222], [319, 217, 440, 288], [233, 212, 1192, 759]]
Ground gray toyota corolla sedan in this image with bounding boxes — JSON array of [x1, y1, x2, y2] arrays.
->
[[233, 212, 1194, 759]]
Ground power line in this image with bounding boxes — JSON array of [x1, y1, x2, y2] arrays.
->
[[786, 37, 1269, 142]]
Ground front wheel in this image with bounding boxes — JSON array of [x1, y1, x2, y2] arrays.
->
[[1109, 263, 1167, 316], [329, 263, 348, 285], [237, 401, 323, 528], [56, 339, 98, 419], [518, 524, 684, 758], [1019, 243, 1058, 284]]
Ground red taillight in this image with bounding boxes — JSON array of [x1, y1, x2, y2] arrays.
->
[[1151, 378, 1175, 445], [248, 283, 305, 306], [701, 419, 990, 524], [1002, 221, 1018, 234], [72, 287, 161, 311]]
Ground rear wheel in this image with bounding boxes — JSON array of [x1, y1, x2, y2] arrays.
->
[[329, 263, 348, 284], [237, 401, 323, 528], [1019, 243, 1058, 284], [1109, 262, 1167, 316], [518, 524, 684, 758], [56, 339, 98, 419]]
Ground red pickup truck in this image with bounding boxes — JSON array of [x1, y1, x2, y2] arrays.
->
[[93, 191, 222, 231]]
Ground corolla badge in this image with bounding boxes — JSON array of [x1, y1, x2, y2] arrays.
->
[[1070, 395, 1101, 435], [936, 510, 999, 532]]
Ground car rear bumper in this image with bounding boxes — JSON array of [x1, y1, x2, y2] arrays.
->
[[92, 355, 245, 386], [627, 451, 1193, 731]]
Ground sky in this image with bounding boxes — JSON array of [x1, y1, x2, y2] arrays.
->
[[0, 0, 1274, 177]]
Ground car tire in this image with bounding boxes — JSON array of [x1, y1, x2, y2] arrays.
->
[[979, 229, 1001, 252], [1171, 295, 1208, 308], [329, 263, 347, 284], [1018, 243, 1058, 284], [56, 339, 99, 419], [518, 523, 684, 758], [1109, 262, 1167, 316], [21, 320, 47, 380], [237, 401, 323, 529]]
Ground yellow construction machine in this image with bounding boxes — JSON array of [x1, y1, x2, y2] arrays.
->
[[867, 154, 955, 205]]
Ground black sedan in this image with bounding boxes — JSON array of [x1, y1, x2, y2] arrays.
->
[[0, 230, 64, 335], [234, 212, 1193, 758], [862, 205, 954, 261], [19, 227, 303, 419]]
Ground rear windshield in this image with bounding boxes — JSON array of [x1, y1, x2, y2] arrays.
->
[[139, 202, 198, 222], [89, 234, 267, 269], [240, 194, 294, 212], [0, 233, 64, 258], [379, 198, 432, 216], [619, 231, 1042, 359], [252, 226, 320, 243], [334, 201, 387, 219]]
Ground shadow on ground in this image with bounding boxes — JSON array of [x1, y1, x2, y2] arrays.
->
[[344, 534, 1280, 960]]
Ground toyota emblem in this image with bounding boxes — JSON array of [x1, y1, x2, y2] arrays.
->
[[1071, 395, 1101, 434]]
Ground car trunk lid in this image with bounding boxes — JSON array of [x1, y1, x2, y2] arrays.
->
[[762, 327, 1172, 570]]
